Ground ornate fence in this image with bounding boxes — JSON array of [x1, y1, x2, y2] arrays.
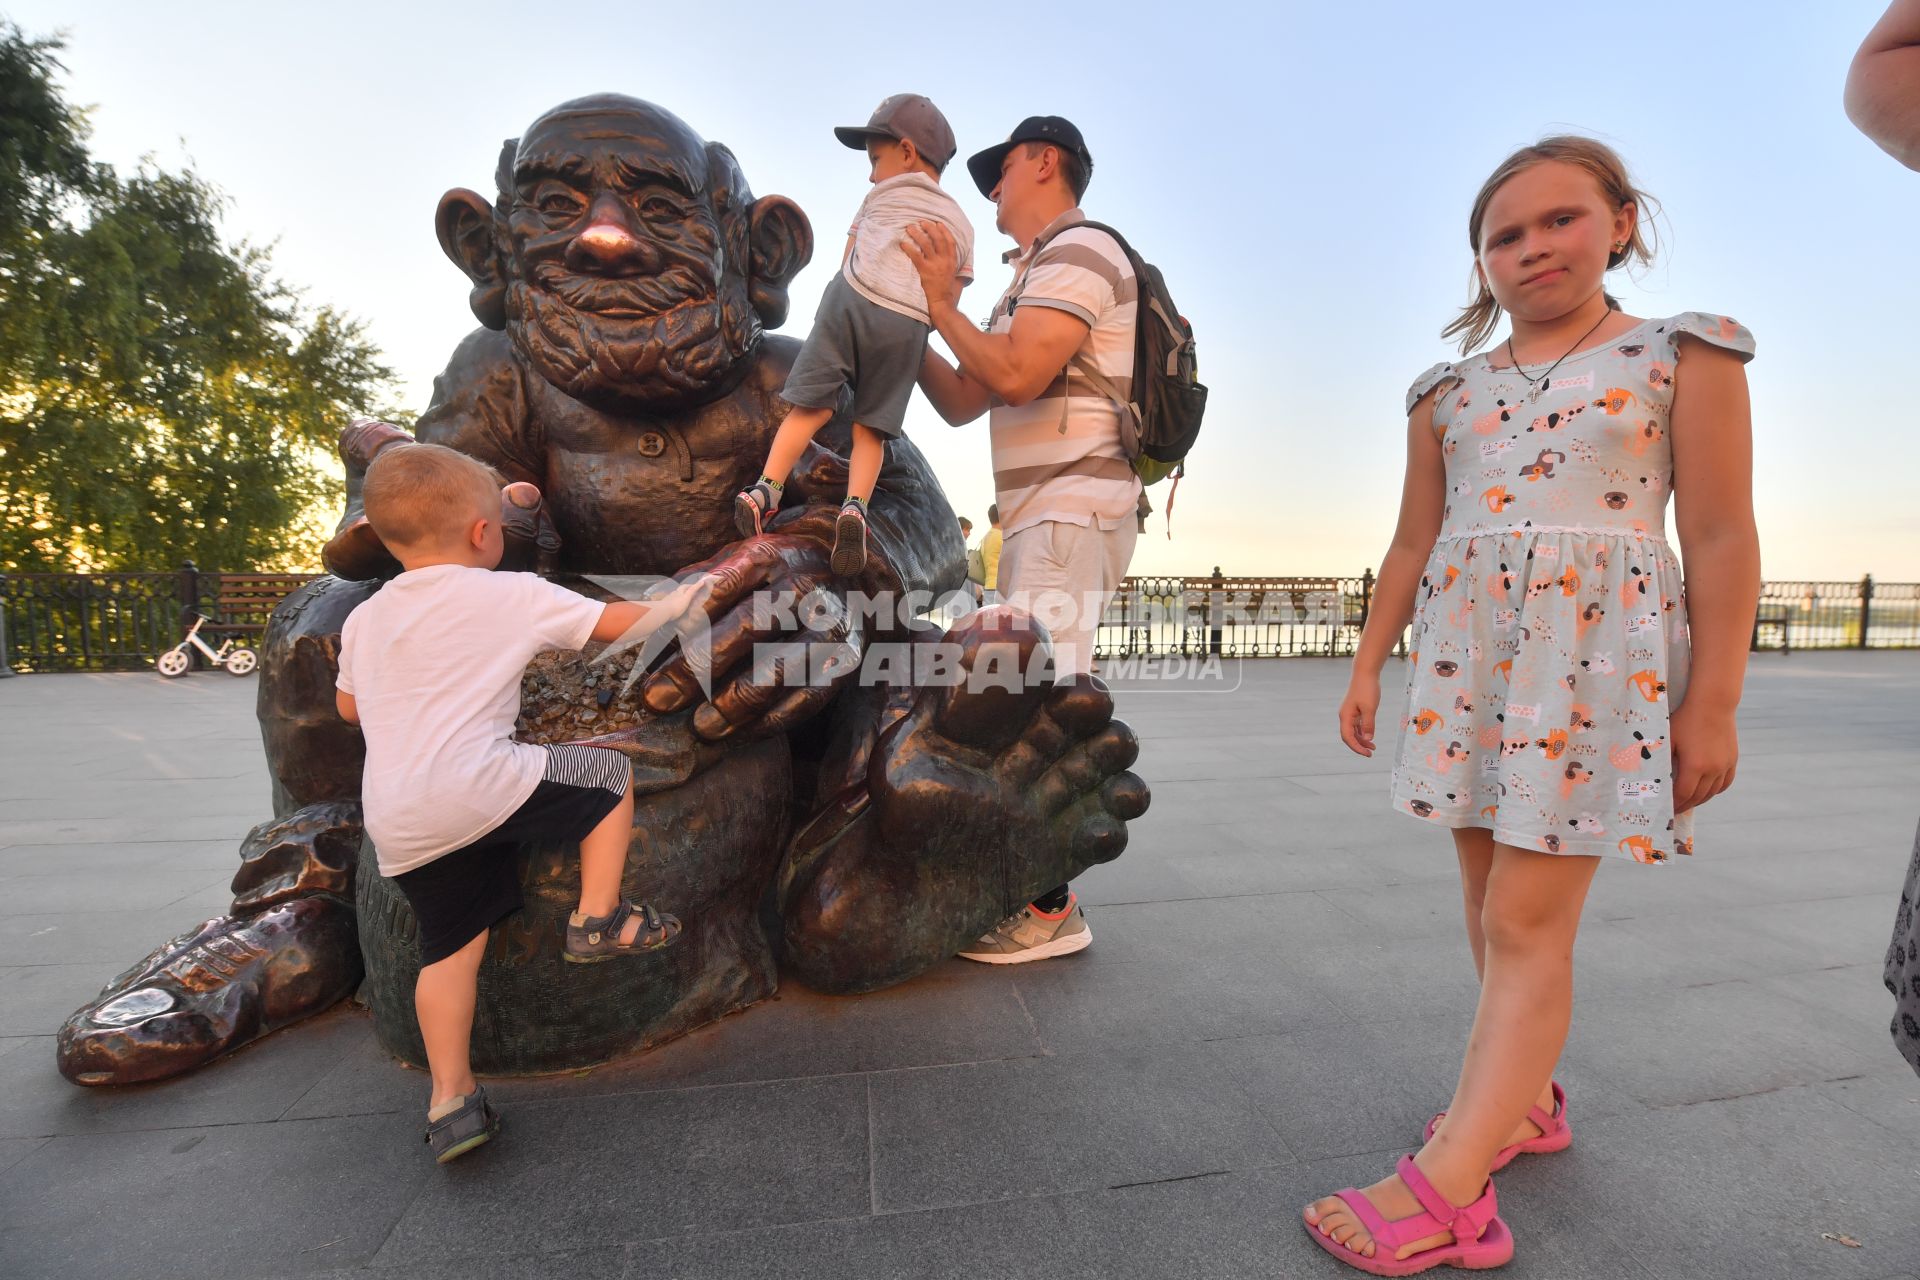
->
[[1090, 571, 1919, 660], [0, 564, 319, 673], [2, 566, 1915, 673]]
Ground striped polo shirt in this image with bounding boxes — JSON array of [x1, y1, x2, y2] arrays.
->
[[987, 208, 1142, 535]]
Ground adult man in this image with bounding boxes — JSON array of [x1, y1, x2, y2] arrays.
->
[[905, 115, 1139, 964]]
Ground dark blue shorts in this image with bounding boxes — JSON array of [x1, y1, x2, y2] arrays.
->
[[393, 745, 629, 965]]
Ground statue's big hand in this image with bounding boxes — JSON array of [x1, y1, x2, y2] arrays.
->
[[640, 532, 861, 741], [320, 418, 560, 580]]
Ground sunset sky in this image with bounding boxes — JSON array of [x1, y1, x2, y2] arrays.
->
[[15, 0, 1918, 582]]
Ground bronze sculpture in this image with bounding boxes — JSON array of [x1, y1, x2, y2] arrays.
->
[[57, 95, 1149, 1083]]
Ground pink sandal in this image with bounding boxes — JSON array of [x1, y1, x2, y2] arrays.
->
[[1423, 1080, 1571, 1172], [1304, 1154, 1514, 1276]]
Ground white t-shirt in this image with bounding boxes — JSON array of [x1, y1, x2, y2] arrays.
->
[[843, 172, 975, 324], [334, 565, 606, 875]]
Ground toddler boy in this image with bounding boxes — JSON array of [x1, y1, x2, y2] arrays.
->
[[735, 94, 975, 576], [334, 442, 698, 1163]]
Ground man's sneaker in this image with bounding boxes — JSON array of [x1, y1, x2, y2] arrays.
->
[[956, 895, 1091, 964]]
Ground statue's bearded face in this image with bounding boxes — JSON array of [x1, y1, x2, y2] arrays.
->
[[499, 117, 761, 411]]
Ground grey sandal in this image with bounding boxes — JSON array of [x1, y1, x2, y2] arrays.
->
[[564, 900, 682, 963], [734, 481, 780, 538], [425, 1085, 500, 1164]]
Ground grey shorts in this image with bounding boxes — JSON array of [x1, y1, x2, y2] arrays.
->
[[782, 273, 930, 439]]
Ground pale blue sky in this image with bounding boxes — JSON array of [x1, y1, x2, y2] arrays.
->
[[15, 0, 1918, 580]]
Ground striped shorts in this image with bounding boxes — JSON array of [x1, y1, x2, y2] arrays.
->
[[394, 744, 632, 964]]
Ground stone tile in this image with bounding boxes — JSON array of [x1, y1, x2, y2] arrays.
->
[[1700, 845, 1916, 904], [1571, 906, 1836, 999], [1070, 848, 1204, 906], [0, 839, 237, 878], [1816, 1070, 1920, 1138], [1008, 946, 1339, 1058], [1314, 879, 1473, 939], [1297, 1148, 1661, 1279], [0, 814, 261, 847], [0, 962, 127, 1037], [0, 867, 230, 916], [1721, 895, 1903, 971], [1760, 963, 1910, 1039], [635, 1194, 1078, 1280], [867, 1040, 1288, 1212], [0, 1112, 432, 1279], [1216, 1009, 1646, 1163], [1563, 980, 1893, 1109], [642, 1165, 1362, 1280], [1056, 886, 1358, 970], [1546, 1089, 1920, 1280], [0, 1135, 46, 1175], [0, 899, 233, 967], [370, 1076, 870, 1267], [0, 1005, 369, 1139], [265, 1248, 605, 1280], [290, 964, 1044, 1118]]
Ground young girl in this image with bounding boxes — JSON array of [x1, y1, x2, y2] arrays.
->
[[1305, 136, 1760, 1273]]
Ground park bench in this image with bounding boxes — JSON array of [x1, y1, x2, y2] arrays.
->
[[206, 573, 321, 639], [1752, 604, 1791, 654]]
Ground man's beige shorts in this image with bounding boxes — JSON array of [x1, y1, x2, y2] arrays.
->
[[998, 518, 1139, 678]]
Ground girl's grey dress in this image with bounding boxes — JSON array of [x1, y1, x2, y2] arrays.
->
[[1889, 819, 1920, 1076], [1390, 313, 1754, 863]]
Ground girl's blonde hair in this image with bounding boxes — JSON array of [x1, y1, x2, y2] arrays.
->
[[1442, 135, 1659, 355]]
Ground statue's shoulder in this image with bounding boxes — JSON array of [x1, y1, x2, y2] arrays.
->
[[419, 328, 536, 461], [435, 326, 522, 388], [749, 333, 801, 390]]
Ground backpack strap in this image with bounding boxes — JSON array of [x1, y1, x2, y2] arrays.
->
[[1015, 221, 1143, 437]]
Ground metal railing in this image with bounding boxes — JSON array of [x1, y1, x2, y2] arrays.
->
[[1094, 571, 1382, 659], [3, 567, 1914, 672], [0, 564, 319, 673]]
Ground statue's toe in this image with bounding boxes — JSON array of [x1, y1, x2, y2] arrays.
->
[[56, 897, 361, 1086], [1104, 768, 1151, 823]]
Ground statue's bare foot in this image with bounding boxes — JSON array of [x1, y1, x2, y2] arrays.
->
[[780, 609, 1149, 992], [57, 805, 366, 1086]]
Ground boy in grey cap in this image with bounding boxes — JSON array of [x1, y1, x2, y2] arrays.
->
[[735, 94, 976, 576]]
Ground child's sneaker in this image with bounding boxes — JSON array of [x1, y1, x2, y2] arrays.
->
[[831, 500, 869, 576], [564, 900, 682, 963], [425, 1085, 500, 1163], [734, 480, 781, 538]]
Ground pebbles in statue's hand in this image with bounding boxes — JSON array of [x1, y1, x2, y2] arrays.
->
[[515, 645, 651, 744]]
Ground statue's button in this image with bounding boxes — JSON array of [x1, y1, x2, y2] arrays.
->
[[637, 432, 667, 457]]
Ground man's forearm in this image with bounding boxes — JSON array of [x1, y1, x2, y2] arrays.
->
[[927, 301, 1023, 401], [918, 347, 990, 425]]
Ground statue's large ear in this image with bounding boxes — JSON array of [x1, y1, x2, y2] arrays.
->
[[435, 188, 507, 330], [747, 195, 813, 330]]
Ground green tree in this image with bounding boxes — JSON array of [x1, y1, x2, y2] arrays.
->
[[0, 21, 396, 573]]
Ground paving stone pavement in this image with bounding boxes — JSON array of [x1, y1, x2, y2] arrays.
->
[[1, 654, 1916, 1280]]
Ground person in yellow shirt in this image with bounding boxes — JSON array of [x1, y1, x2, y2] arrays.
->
[[979, 504, 1003, 602]]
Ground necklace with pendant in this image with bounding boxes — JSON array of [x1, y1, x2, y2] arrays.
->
[[1508, 310, 1611, 403]]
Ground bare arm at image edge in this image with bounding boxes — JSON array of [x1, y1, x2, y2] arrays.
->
[[1847, 0, 1920, 169]]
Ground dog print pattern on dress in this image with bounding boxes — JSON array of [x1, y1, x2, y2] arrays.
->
[[1389, 313, 1756, 861]]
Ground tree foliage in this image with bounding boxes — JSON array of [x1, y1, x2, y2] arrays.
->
[[0, 21, 396, 572]]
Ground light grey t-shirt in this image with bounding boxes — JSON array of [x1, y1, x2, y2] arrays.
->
[[843, 172, 975, 325], [335, 565, 605, 874]]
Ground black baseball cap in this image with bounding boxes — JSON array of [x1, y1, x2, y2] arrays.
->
[[965, 116, 1094, 199]]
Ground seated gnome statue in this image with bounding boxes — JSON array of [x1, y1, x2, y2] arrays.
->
[[57, 94, 1149, 1084]]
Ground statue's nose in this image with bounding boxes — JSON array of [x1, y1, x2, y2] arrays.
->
[[565, 202, 659, 273]]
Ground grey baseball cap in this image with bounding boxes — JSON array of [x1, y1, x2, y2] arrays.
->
[[834, 94, 958, 171]]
